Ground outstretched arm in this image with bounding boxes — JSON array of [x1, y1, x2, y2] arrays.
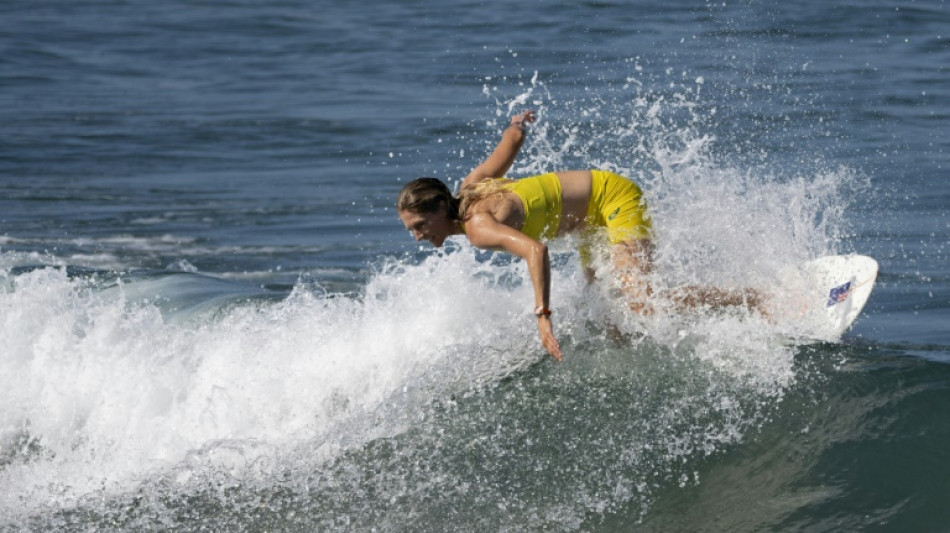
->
[[465, 212, 563, 361], [461, 110, 537, 190]]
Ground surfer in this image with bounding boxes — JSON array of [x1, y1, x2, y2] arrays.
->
[[397, 110, 761, 361]]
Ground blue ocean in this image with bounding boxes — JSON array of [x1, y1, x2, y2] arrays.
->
[[1, 0, 948, 530]]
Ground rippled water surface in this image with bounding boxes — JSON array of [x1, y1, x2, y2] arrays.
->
[[1, 0, 948, 530]]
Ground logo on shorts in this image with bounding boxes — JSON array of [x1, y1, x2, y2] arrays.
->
[[607, 207, 621, 221]]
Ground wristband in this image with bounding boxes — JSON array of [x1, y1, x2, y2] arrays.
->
[[533, 306, 552, 318]]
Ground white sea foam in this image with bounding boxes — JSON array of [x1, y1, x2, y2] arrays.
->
[[0, 249, 561, 519], [0, 228, 825, 523]]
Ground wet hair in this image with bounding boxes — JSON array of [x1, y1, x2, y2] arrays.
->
[[397, 177, 513, 222], [458, 178, 511, 220], [396, 178, 460, 220]]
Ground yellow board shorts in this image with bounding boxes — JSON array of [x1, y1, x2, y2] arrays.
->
[[578, 170, 651, 269], [585, 170, 652, 244]]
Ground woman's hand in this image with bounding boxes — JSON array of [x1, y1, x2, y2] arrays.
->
[[536, 315, 563, 362], [510, 110, 537, 131]]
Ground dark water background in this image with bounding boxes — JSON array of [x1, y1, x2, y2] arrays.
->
[[2, 0, 948, 530]]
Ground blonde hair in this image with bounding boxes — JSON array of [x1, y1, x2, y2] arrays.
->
[[456, 178, 513, 221]]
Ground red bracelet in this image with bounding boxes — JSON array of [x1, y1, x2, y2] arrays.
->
[[533, 306, 552, 318]]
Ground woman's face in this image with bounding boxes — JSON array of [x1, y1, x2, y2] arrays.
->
[[398, 207, 455, 247]]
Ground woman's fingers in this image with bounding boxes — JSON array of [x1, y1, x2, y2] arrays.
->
[[538, 317, 564, 361], [511, 110, 537, 128], [538, 325, 562, 362], [545, 338, 563, 362]]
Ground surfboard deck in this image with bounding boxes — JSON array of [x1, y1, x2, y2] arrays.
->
[[772, 254, 878, 341]]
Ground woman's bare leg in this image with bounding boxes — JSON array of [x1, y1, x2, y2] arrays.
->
[[611, 239, 655, 315], [666, 285, 765, 312], [611, 239, 765, 315]]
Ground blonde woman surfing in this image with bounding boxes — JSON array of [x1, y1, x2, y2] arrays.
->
[[397, 111, 758, 361]]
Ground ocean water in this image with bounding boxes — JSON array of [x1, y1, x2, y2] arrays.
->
[[1, 0, 948, 530]]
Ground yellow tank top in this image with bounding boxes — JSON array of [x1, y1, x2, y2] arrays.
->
[[506, 173, 562, 241]]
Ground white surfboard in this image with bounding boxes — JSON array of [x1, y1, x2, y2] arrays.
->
[[773, 254, 878, 341]]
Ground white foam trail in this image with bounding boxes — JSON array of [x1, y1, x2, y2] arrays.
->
[[0, 249, 573, 519]]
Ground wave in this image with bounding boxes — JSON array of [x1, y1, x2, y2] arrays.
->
[[1, 74, 877, 529], [0, 243, 820, 529]]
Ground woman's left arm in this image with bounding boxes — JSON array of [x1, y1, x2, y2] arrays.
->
[[461, 111, 537, 190], [465, 212, 563, 361]]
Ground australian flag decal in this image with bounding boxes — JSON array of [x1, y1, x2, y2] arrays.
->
[[827, 281, 852, 307]]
